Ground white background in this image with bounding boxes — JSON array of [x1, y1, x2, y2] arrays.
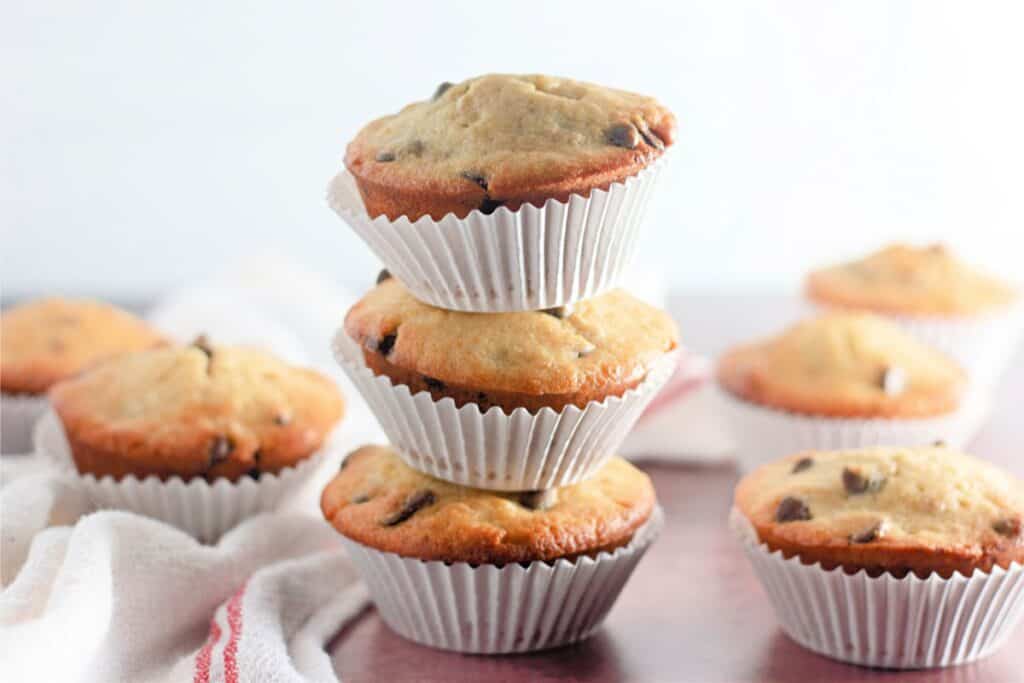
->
[[3, 1, 1022, 299]]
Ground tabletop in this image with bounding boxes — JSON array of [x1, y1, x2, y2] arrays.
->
[[329, 294, 1024, 683]]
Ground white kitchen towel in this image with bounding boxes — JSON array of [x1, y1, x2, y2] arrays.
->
[[0, 472, 368, 683]]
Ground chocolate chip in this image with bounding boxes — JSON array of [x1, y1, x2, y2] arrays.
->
[[382, 490, 436, 526], [791, 457, 814, 474], [518, 489, 558, 511], [339, 458, 349, 471], [577, 348, 594, 359], [352, 494, 370, 504], [776, 496, 811, 523], [375, 151, 396, 162], [405, 140, 425, 156], [432, 82, 453, 100], [479, 198, 503, 215], [369, 333, 396, 356], [607, 123, 640, 149], [994, 517, 1022, 538], [842, 467, 886, 495], [191, 334, 214, 359], [850, 521, 885, 544], [423, 376, 445, 391], [208, 436, 233, 467], [636, 120, 665, 150], [376, 268, 392, 285], [933, 439, 946, 447], [880, 366, 906, 395], [246, 468, 261, 481], [460, 171, 488, 190], [274, 413, 291, 426], [542, 305, 573, 319]]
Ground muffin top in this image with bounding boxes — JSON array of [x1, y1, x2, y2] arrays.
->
[[735, 446, 1024, 577], [1, 298, 166, 395], [49, 337, 344, 480], [343, 73, 676, 219], [344, 277, 679, 399], [717, 313, 964, 418], [806, 243, 1017, 316], [321, 445, 656, 564]]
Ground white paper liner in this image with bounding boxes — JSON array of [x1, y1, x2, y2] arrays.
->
[[730, 508, 1024, 669], [33, 410, 335, 541], [2, 393, 49, 455], [807, 300, 1024, 393], [333, 333, 678, 490], [718, 388, 989, 473], [341, 507, 663, 653], [326, 157, 668, 312]]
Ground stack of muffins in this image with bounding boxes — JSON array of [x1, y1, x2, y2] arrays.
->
[[321, 73, 680, 653]]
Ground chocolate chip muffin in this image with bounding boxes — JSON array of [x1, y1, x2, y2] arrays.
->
[[806, 243, 1017, 317], [735, 446, 1024, 577], [717, 313, 965, 418], [343, 73, 676, 220], [1, 298, 166, 395], [49, 337, 344, 481], [321, 444, 656, 564], [343, 276, 679, 413]]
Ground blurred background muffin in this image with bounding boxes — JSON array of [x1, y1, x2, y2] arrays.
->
[[0, 297, 166, 452]]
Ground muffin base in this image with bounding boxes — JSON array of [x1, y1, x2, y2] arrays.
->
[[34, 411, 335, 541], [362, 349, 642, 413], [335, 332, 678, 491], [338, 507, 663, 654], [732, 508, 1024, 669], [327, 157, 667, 312], [718, 387, 988, 473], [1, 392, 48, 455]]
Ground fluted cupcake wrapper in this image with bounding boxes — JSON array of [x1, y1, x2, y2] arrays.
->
[[1, 393, 49, 455], [340, 507, 663, 654], [717, 388, 989, 473], [33, 410, 335, 541], [326, 157, 668, 312], [807, 300, 1024, 393], [333, 333, 678, 491], [731, 509, 1024, 669]]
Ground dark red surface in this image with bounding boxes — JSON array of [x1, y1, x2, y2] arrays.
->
[[330, 295, 1024, 683]]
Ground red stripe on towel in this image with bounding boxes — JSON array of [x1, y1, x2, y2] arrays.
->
[[222, 584, 247, 683], [193, 615, 222, 683]]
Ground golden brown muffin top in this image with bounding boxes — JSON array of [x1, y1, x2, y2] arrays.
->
[[344, 278, 679, 397], [0, 297, 166, 395], [321, 445, 656, 564], [806, 243, 1017, 316], [50, 338, 344, 480], [717, 313, 965, 418], [344, 73, 675, 218], [735, 446, 1024, 577]]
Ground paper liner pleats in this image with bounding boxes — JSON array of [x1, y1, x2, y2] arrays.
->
[[731, 509, 1024, 669], [333, 334, 678, 490], [326, 158, 667, 312], [341, 507, 663, 654], [718, 389, 988, 473], [1, 393, 48, 454], [33, 410, 334, 541]]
